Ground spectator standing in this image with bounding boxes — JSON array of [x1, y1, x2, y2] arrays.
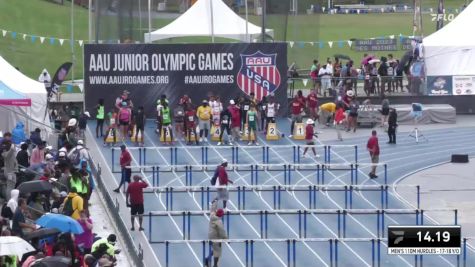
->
[[68, 168, 88, 206], [319, 65, 332, 96], [370, 63, 380, 95], [394, 60, 404, 92], [205, 199, 227, 267], [310, 60, 320, 94], [126, 175, 148, 231], [2, 141, 18, 199], [62, 187, 84, 220], [289, 97, 304, 138], [29, 128, 42, 146], [134, 106, 146, 147], [228, 100, 241, 145], [68, 140, 89, 166], [75, 210, 94, 254], [30, 141, 46, 171], [114, 145, 132, 193], [380, 99, 390, 128], [366, 130, 380, 179], [115, 90, 133, 110], [16, 143, 29, 169], [302, 119, 318, 158], [347, 97, 360, 132], [387, 108, 398, 144], [218, 107, 232, 146], [197, 100, 212, 143], [11, 122, 26, 145], [12, 198, 36, 237], [78, 111, 89, 139], [5, 189, 20, 220], [216, 159, 233, 209], [96, 99, 105, 138], [378, 57, 389, 96]]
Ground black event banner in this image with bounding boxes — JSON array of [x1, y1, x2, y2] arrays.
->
[[84, 43, 288, 117]]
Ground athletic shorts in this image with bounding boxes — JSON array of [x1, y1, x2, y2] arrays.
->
[[306, 141, 315, 145], [130, 204, 144, 215], [248, 123, 257, 131], [217, 188, 229, 201], [199, 120, 211, 131], [371, 155, 379, 164], [119, 120, 129, 126], [291, 114, 302, 123]]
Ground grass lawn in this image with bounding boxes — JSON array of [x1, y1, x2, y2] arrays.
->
[[0, 0, 468, 83]]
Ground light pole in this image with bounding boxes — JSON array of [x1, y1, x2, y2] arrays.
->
[[70, 0, 75, 84]]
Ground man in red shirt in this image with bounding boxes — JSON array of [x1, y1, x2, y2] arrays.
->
[[126, 175, 148, 231], [228, 100, 241, 145], [307, 89, 319, 121], [366, 130, 380, 178], [289, 97, 304, 138], [114, 145, 132, 193], [216, 159, 233, 209]]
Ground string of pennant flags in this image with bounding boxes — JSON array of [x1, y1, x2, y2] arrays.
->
[[1, 27, 415, 50], [317, 5, 461, 14]]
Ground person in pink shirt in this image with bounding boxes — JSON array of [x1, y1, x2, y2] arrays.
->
[[75, 210, 94, 254], [30, 141, 46, 172]]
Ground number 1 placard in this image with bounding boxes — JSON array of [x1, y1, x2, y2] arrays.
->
[[293, 123, 305, 140]]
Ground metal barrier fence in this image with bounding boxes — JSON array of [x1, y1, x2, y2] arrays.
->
[[144, 208, 458, 242], [145, 184, 418, 211], [111, 145, 358, 167]]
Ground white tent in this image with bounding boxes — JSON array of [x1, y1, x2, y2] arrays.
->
[[0, 55, 52, 135], [423, 2, 475, 76], [145, 0, 273, 42]]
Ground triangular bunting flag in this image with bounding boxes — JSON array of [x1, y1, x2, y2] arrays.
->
[[393, 6, 396, 11], [345, 9, 349, 14], [49, 38, 55, 45], [347, 40, 352, 47], [389, 35, 395, 39], [307, 42, 313, 46], [357, 9, 360, 14], [23, 34, 26, 40], [338, 41, 343, 48], [302, 79, 308, 87], [98, 40, 103, 44], [79, 40, 84, 47], [322, 7, 325, 13], [429, 8, 433, 13], [319, 42, 324, 49], [31, 35, 36, 43], [40, 37, 45, 44], [328, 41, 333, 48], [404, 5, 408, 10], [11, 32, 17, 39], [297, 42, 305, 48], [289, 41, 294, 48], [2, 30, 6, 37], [59, 39, 64, 46], [381, 8, 384, 13]]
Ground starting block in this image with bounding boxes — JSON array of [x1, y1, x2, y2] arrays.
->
[[211, 124, 221, 142], [293, 123, 306, 140], [266, 123, 279, 140]]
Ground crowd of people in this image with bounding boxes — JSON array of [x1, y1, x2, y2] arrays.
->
[[303, 53, 414, 98], [0, 119, 121, 266]]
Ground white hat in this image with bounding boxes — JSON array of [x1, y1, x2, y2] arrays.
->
[[84, 111, 91, 118], [229, 100, 235, 105], [45, 154, 54, 160], [77, 140, 84, 145], [221, 158, 228, 164], [346, 90, 355, 97], [46, 145, 53, 151], [68, 118, 77, 127], [60, 191, 68, 197], [306, 118, 314, 125], [58, 151, 66, 157]]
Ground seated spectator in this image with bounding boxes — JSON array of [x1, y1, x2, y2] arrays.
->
[[11, 122, 26, 145], [12, 198, 36, 237]]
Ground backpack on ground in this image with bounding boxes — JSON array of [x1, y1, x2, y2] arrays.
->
[[210, 166, 220, 186], [69, 147, 84, 166], [1, 203, 13, 219], [62, 196, 76, 216]]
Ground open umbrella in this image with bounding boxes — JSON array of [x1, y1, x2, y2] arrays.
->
[[36, 213, 84, 234], [24, 228, 61, 241], [31, 256, 71, 267], [18, 180, 53, 194], [361, 55, 375, 65], [0, 236, 36, 258]]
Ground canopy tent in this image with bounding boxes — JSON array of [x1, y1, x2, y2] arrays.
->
[[423, 2, 475, 76], [145, 0, 273, 42], [0, 55, 51, 134]]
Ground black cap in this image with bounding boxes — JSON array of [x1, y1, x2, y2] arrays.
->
[[120, 144, 126, 150], [107, 234, 117, 243]]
